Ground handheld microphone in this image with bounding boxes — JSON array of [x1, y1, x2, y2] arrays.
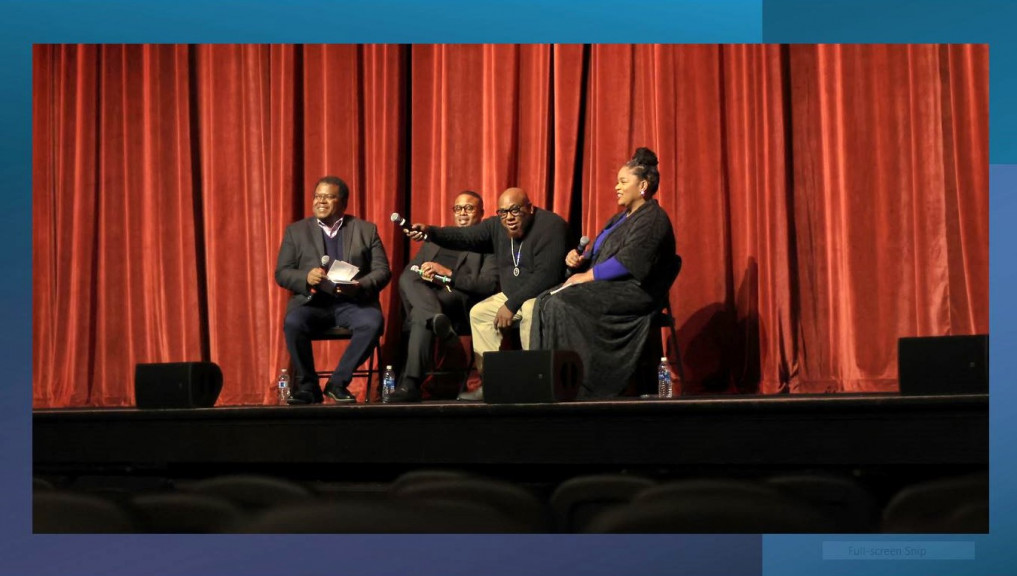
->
[[576, 235, 591, 256], [391, 213, 428, 240], [410, 264, 451, 285], [307, 255, 331, 300], [565, 235, 591, 277]]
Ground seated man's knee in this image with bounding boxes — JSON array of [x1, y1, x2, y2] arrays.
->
[[283, 311, 308, 335], [352, 307, 385, 337], [519, 298, 537, 321], [397, 270, 417, 294], [409, 307, 432, 326], [470, 300, 492, 325]]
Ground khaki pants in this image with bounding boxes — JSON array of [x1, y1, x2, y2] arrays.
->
[[469, 292, 536, 374]]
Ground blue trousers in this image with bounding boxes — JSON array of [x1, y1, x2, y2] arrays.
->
[[283, 299, 384, 392]]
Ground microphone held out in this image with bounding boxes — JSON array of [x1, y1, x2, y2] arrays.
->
[[392, 212, 428, 241]]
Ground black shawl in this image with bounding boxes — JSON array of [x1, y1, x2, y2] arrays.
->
[[534, 200, 676, 398]]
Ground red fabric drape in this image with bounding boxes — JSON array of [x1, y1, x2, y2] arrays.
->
[[194, 44, 296, 405], [33, 45, 205, 406], [788, 44, 989, 393], [32, 44, 988, 407]]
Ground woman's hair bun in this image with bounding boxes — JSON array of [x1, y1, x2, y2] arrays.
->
[[632, 147, 659, 167]]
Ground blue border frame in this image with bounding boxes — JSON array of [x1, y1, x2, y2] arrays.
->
[[7, 1, 1014, 575]]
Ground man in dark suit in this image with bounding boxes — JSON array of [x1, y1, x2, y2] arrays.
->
[[388, 191, 498, 403], [275, 176, 391, 404]]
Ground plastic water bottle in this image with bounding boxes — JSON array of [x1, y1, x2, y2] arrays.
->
[[657, 357, 673, 399], [382, 365, 396, 403], [277, 368, 291, 405]]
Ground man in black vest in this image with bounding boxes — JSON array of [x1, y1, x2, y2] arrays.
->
[[275, 176, 391, 404], [388, 191, 499, 403]]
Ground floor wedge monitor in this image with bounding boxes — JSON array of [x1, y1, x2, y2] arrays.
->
[[483, 350, 582, 403], [898, 335, 988, 395], [134, 362, 223, 408]]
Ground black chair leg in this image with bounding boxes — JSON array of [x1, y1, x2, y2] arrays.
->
[[363, 342, 382, 404]]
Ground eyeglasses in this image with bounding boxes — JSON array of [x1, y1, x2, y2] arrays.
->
[[452, 204, 478, 214], [496, 204, 527, 219], [313, 193, 340, 202]]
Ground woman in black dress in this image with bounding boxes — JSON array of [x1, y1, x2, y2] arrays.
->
[[535, 147, 677, 398]]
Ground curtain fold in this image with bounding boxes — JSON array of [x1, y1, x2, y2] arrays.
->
[[32, 43, 989, 407]]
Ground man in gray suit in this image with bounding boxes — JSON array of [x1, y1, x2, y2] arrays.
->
[[275, 176, 391, 404], [388, 191, 498, 403]]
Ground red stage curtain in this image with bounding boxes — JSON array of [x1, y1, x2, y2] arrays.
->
[[32, 44, 988, 407], [33, 45, 205, 406], [787, 44, 989, 393]]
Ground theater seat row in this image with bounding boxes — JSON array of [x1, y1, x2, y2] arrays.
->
[[32, 470, 988, 533]]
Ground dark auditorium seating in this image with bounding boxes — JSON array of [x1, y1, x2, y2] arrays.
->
[[390, 476, 552, 532], [130, 493, 245, 533], [33, 477, 54, 491], [549, 473, 657, 532], [765, 473, 879, 533], [34, 491, 135, 533], [945, 502, 990, 533], [881, 472, 989, 533], [586, 478, 841, 533], [388, 468, 476, 492], [30, 468, 990, 534], [236, 498, 529, 533], [177, 474, 314, 511]]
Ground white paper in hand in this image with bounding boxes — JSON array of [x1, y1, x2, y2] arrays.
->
[[326, 260, 360, 283]]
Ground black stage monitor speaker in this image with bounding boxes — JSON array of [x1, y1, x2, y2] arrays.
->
[[134, 362, 223, 408], [898, 335, 989, 395], [483, 350, 582, 403]]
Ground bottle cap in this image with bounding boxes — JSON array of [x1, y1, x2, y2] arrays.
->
[[660, 357, 667, 362], [386, 365, 393, 370], [281, 368, 288, 372]]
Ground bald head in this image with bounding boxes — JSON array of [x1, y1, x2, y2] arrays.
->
[[497, 187, 534, 240], [499, 187, 528, 207]]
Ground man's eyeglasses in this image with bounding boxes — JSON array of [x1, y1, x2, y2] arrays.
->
[[496, 204, 527, 219], [452, 204, 477, 214], [313, 194, 339, 202]]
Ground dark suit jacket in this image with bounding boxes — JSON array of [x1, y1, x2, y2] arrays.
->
[[275, 215, 392, 313], [405, 241, 499, 301]]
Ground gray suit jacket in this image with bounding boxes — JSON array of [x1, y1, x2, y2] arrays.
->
[[275, 215, 392, 313], [406, 241, 498, 300]]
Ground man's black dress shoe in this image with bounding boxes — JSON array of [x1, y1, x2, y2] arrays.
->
[[386, 380, 421, 403], [324, 383, 356, 403], [432, 313, 457, 343], [286, 390, 323, 405]]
